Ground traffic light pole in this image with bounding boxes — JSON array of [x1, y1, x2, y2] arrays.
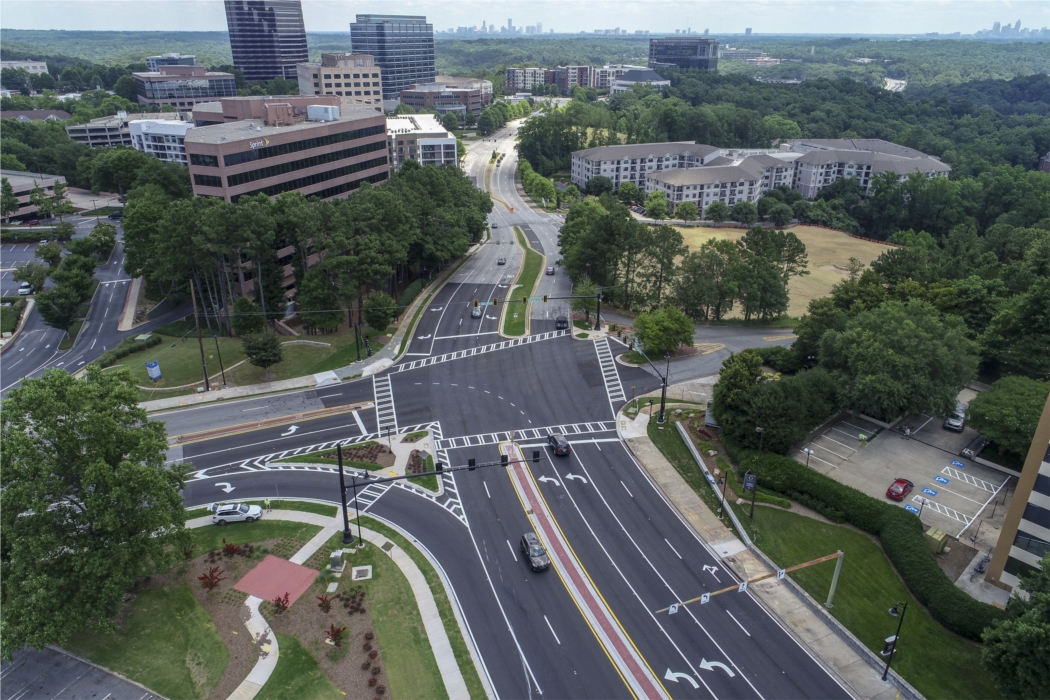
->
[[633, 346, 670, 423]]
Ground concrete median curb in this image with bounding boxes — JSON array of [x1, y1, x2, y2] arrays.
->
[[0, 298, 35, 355]]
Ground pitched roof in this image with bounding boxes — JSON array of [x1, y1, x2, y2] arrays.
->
[[787, 138, 929, 159], [573, 142, 719, 162], [649, 163, 763, 186], [0, 109, 72, 121], [615, 69, 667, 83]]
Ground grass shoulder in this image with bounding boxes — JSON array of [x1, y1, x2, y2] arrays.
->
[[189, 520, 322, 554], [502, 227, 543, 337], [254, 633, 342, 700], [185, 500, 337, 520]]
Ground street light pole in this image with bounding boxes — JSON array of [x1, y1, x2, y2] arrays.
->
[[804, 448, 813, 468], [90, 199, 100, 224], [337, 444, 355, 545], [657, 352, 670, 423], [718, 473, 728, 520], [593, 288, 602, 331], [881, 602, 908, 681], [749, 427, 764, 520], [212, 335, 227, 387]]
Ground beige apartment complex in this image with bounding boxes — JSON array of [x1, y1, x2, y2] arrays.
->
[[296, 53, 384, 112], [386, 114, 457, 169]]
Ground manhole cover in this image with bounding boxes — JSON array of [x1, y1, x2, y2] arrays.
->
[[381, 542, 394, 552]]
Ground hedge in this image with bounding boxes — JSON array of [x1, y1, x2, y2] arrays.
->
[[754, 345, 802, 373], [725, 439, 1005, 640], [94, 334, 164, 369], [396, 278, 425, 310]]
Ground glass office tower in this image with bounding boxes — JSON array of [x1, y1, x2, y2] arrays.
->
[[225, 0, 309, 82], [350, 15, 436, 103]]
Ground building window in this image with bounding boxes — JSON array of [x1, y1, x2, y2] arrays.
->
[[222, 123, 386, 167], [1014, 530, 1050, 558], [191, 153, 219, 167], [1004, 556, 1040, 579], [226, 141, 388, 187], [193, 173, 222, 188], [232, 163, 388, 201]]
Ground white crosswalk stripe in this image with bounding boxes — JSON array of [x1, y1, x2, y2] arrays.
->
[[392, 330, 568, 373], [594, 337, 627, 408], [941, 466, 998, 493], [351, 482, 391, 510], [434, 421, 617, 451], [913, 495, 972, 525], [373, 375, 398, 434]]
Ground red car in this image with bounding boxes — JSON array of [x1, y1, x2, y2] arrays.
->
[[886, 478, 914, 501]]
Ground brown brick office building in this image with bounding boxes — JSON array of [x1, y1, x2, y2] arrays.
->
[[184, 106, 389, 203]]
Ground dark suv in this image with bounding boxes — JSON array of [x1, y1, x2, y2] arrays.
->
[[520, 532, 550, 571], [555, 316, 568, 330], [548, 433, 571, 456]]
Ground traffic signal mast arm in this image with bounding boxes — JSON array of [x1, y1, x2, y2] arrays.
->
[[339, 451, 542, 489]]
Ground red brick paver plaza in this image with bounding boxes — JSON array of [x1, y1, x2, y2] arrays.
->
[[235, 555, 319, 605]]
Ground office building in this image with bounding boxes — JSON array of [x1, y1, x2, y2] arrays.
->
[[296, 53, 384, 112], [648, 37, 720, 71], [0, 60, 49, 75], [986, 394, 1050, 593], [66, 110, 189, 148], [146, 53, 197, 72], [720, 45, 766, 60], [190, 94, 339, 126], [746, 58, 782, 67], [0, 169, 65, 222], [399, 79, 489, 117], [224, 0, 309, 82], [184, 105, 388, 204], [350, 15, 435, 108], [386, 114, 457, 169], [130, 120, 196, 164], [132, 65, 237, 109], [609, 69, 671, 94]]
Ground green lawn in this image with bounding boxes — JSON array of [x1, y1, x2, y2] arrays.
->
[[410, 455, 439, 492], [185, 500, 337, 520], [1, 304, 18, 333], [64, 585, 228, 700], [254, 633, 342, 700], [190, 520, 322, 554], [272, 442, 385, 471], [58, 319, 84, 350], [502, 227, 543, 337], [739, 506, 1000, 700]]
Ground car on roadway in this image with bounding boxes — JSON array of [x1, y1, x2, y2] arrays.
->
[[17, 282, 34, 296], [108, 210, 124, 220], [555, 316, 568, 330], [548, 433, 571, 456], [520, 532, 550, 571], [491, 222, 498, 228], [471, 306, 482, 319], [26, 219, 40, 226], [943, 403, 967, 432], [886, 478, 914, 501], [497, 257, 506, 265], [211, 503, 263, 525], [545, 266, 555, 275]]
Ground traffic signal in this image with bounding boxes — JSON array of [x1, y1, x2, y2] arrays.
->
[[473, 299, 479, 308], [468, 458, 476, 471], [542, 294, 548, 303], [532, 450, 540, 463], [500, 455, 509, 466], [436, 461, 444, 472], [492, 297, 499, 306], [521, 296, 528, 304]]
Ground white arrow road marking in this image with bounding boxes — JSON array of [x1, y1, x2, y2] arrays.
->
[[486, 315, 497, 319], [699, 659, 735, 677], [280, 425, 299, 436], [703, 564, 721, 582], [417, 334, 432, 339], [430, 306, 443, 311], [537, 476, 560, 486], [216, 482, 235, 493], [664, 669, 699, 689], [564, 473, 588, 483]]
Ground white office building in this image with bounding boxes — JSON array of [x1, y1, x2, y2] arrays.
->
[[386, 114, 457, 169], [129, 119, 196, 164]]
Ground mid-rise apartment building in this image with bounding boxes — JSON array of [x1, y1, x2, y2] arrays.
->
[[146, 53, 197, 72], [296, 53, 384, 112], [554, 66, 593, 94], [571, 143, 722, 190], [787, 138, 951, 198], [592, 64, 647, 89], [504, 67, 555, 92], [350, 14, 435, 108], [386, 114, 457, 169], [224, 0, 308, 82], [0, 60, 49, 75], [65, 111, 189, 148], [132, 65, 237, 109], [130, 120, 196, 164], [648, 37, 720, 71]]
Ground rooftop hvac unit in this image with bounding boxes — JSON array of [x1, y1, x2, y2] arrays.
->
[[307, 105, 339, 122]]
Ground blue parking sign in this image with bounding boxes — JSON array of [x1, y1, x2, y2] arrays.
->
[[934, 476, 949, 484], [904, 504, 920, 514], [922, 487, 938, 497], [951, 460, 965, 468]]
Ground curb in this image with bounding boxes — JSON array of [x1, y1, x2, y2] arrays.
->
[[117, 277, 142, 332], [0, 298, 35, 355], [498, 226, 545, 340]]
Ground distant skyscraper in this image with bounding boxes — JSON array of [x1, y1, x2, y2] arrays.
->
[[350, 15, 435, 103], [993, 21, 1001, 33], [224, 0, 308, 82], [745, 27, 752, 36], [536, 22, 542, 34]]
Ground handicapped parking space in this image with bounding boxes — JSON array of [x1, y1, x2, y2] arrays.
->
[[792, 415, 1014, 551]]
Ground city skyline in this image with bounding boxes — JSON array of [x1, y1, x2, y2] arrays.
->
[[2, 1, 1049, 36]]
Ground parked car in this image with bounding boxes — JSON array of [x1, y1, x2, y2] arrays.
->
[[555, 316, 569, 330], [107, 210, 124, 220], [548, 433, 571, 456], [943, 403, 967, 432], [26, 219, 40, 226], [704, 399, 721, 429], [471, 306, 482, 319], [17, 282, 34, 296], [211, 503, 263, 525], [886, 478, 914, 501], [961, 434, 989, 459], [497, 257, 506, 265], [520, 532, 550, 571], [545, 266, 555, 275]]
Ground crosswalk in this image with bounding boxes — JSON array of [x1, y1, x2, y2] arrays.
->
[[350, 482, 391, 510], [373, 375, 397, 434], [392, 330, 568, 373], [434, 421, 617, 452], [594, 337, 627, 405]]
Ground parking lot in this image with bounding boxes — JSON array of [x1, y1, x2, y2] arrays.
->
[[792, 413, 1014, 552]]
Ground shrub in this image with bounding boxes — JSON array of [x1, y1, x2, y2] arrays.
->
[[271, 592, 290, 614], [197, 566, 225, 592], [94, 334, 163, 369], [396, 278, 425, 309], [317, 594, 333, 613], [754, 345, 802, 374]]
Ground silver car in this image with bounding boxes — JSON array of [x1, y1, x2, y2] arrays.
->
[[943, 403, 967, 432], [211, 503, 263, 525]]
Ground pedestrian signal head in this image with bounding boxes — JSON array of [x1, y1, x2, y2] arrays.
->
[[468, 458, 476, 471], [492, 297, 499, 306]]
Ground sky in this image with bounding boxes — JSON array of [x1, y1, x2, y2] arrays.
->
[[1, 0, 1048, 35]]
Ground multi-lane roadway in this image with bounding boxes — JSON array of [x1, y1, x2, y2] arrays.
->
[[171, 126, 850, 699]]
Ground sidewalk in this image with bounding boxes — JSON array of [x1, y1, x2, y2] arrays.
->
[[618, 402, 921, 700]]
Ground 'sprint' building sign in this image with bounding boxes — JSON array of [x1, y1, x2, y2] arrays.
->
[[249, 138, 270, 149]]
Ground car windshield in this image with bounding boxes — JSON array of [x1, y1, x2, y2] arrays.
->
[[238, 504, 250, 513], [529, 545, 546, 558], [891, 483, 904, 492]]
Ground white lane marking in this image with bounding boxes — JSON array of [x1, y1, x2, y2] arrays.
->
[[483, 481, 491, 498], [506, 539, 517, 561], [621, 480, 633, 497], [90, 338, 96, 349], [544, 615, 562, 645], [351, 411, 367, 434], [317, 393, 341, 398], [726, 609, 751, 637], [664, 538, 683, 560]]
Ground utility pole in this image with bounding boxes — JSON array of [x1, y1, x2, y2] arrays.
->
[[749, 427, 764, 519], [593, 288, 602, 331], [189, 278, 210, 392]]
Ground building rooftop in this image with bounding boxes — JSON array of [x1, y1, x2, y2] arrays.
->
[[615, 69, 667, 83], [130, 119, 195, 135], [1, 109, 72, 121], [68, 111, 189, 128], [795, 148, 951, 173], [786, 138, 931, 160], [386, 114, 452, 136], [574, 142, 719, 161], [185, 109, 381, 145], [0, 168, 64, 187], [649, 162, 765, 186]]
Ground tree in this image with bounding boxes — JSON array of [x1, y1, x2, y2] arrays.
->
[[571, 278, 598, 322], [820, 299, 978, 421], [242, 333, 283, 379], [34, 285, 82, 334], [113, 75, 138, 103], [980, 277, 1050, 379], [712, 350, 764, 423], [88, 222, 117, 257], [28, 184, 53, 221], [981, 553, 1050, 700], [731, 201, 759, 226], [675, 238, 741, 322], [966, 377, 1050, 462], [362, 290, 396, 330], [0, 366, 189, 659], [441, 112, 459, 132], [13, 262, 47, 292], [585, 176, 613, 196], [617, 181, 641, 205], [644, 190, 668, 220], [561, 184, 581, 203], [636, 225, 685, 308], [34, 241, 63, 268], [633, 307, 694, 357], [51, 221, 75, 241], [1, 178, 19, 219], [768, 202, 794, 227], [296, 269, 342, 334], [705, 200, 730, 224], [232, 296, 264, 336], [675, 201, 699, 221]]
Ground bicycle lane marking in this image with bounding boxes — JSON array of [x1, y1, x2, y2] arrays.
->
[[500, 441, 669, 700]]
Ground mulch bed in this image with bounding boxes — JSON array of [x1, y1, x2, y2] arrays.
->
[[406, 449, 426, 475], [319, 442, 395, 468]]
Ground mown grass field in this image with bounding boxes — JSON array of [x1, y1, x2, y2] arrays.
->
[[502, 227, 543, 336], [677, 225, 892, 317]]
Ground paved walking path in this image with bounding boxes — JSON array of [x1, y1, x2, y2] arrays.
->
[[618, 396, 921, 700], [187, 509, 468, 700]]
